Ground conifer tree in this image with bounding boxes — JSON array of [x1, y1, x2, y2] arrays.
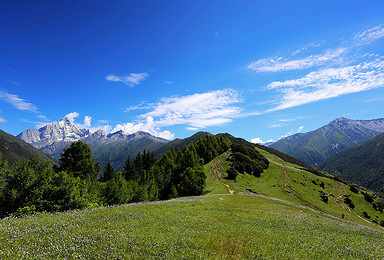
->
[[100, 161, 115, 182]]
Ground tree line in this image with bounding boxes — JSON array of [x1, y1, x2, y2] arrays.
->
[[0, 135, 231, 217]]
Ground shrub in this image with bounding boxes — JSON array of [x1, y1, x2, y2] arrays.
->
[[350, 186, 359, 194], [363, 192, 374, 204], [226, 167, 238, 180], [320, 192, 328, 203], [10, 205, 37, 218]]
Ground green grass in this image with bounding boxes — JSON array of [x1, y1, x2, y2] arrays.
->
[[203, 161, 230, 195], [205, 147, 384, 229], [2, 147, 384, 259], [1, 194, 383, 259]]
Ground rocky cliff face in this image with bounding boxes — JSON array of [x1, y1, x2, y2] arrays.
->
[[17, 118, 90, 149]]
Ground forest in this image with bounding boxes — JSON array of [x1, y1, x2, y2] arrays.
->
[[0, 135, 268, 218]]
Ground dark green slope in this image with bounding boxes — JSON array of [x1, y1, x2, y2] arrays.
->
[[151, 131, 212, 158], [91, 137, 166, 171], [321, 132, 384, 193], [270, 118, 382, 166], [0, 130, 56, 165]]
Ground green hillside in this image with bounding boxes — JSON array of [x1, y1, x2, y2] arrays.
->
[[1, 136, 384, 258], [205, 145, 384, 229], [0, 129, 56, 165], [270, 117, 382, 166], [321, 132, 384, 193]]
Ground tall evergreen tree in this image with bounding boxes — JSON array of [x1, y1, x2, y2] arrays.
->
[[100, 161, 115, 182], [58, 141, 99, 180]]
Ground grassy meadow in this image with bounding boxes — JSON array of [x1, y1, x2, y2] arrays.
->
[[1, 147, 384, 259], [1, 194, 383, 259]]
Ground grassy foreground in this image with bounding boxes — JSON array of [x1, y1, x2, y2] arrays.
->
[[1, 194, 383, 259]]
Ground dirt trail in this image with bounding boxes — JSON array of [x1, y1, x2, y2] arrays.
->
[[329, 182, 384, 230], [281, 166, 298, 198], [209, 151, 234, 194]]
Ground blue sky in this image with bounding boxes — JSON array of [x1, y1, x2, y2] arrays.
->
[[1, 1, 384, 142]]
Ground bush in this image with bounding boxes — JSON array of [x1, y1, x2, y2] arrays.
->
[[320, 192, 328, 203], [344, 197, 355, 209], [226, 167, 238, 180], [380, 220, 384, 227], [362, 211, 371, 219], [350, 186, 359, 194], [10, 205, 37, 218], [363, 192, 374, 204]]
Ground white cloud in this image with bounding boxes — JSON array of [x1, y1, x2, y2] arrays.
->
[[124, 101, 153, 112], [186, 127, 199, 131], [112, 89, 242, 139], [353, 25, 384, 46], [297, 126, 304, 132], [249, 25, 384, 74], [112, 116, 174, 140], [279, 118, 295, 122], [266, 59, 384, 112], [251, 137, 264, 144], [0, 117, 6, 123], [251, 137, 274, 144], [106, 72, 149, 87], [0, 91, 38, 112], [268, 124, 282, 128], [248, 47, 346, 72], [64, 112, 79, 123], [98, 119, 109, 124], [140, 89, 242, 129], [84, 116, 92, 128]]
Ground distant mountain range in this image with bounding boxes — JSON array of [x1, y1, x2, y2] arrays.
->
[[270, 117, 384, 166], [0, 129, 55, 165], [18, 118, 169, 170], [320, 132, 384, 193]]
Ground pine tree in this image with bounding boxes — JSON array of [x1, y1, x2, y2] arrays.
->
[[100, 161, 115, 182]]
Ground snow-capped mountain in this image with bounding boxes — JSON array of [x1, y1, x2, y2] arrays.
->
[[17, 118, 90, 149], [17, 117, 168, 170]]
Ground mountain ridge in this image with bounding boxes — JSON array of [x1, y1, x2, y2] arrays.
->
[[320, 132, 384, 193], [0, 129, 56, 165], [17, 118, 169, 170], [270, 117, 384, 166]]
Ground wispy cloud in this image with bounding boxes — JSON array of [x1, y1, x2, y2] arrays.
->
[[266, 59, 384, 112], [111, 89, 243, 139], [124, 101, 154, 112], [248, 48, 346, 72], [268, 124, 282, 128], [353, 25, 384, 46], [0, 118, 6, 123], [0, 91, 37, 112], [140, 89, 242, 129], [248, 25, 384, 112], [112, 116, 174, 140], [8, 80, 21, 86], [106, 72, 149, 87]]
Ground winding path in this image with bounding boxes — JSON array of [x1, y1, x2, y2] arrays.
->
[[209, 151, 234, 194]]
